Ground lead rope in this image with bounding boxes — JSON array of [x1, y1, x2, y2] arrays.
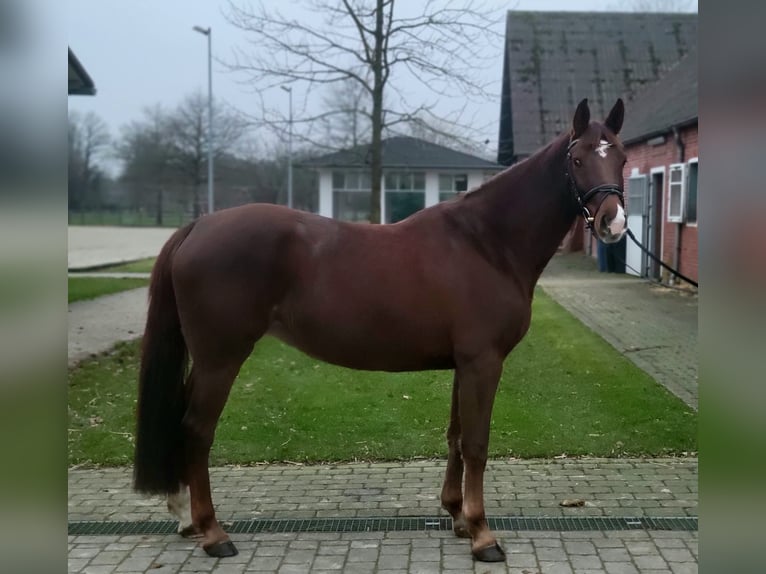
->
[[623, 228, 698, 288]]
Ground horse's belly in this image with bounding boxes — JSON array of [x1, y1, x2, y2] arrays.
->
[[266, 314, 454, 372]]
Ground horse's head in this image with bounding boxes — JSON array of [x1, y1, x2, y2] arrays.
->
[[566, 98, 627, 244]]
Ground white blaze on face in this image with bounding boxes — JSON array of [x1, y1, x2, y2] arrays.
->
[[609, 204, 626, 236], [596, 139, 611, 158], [167, 486, 192, 533]]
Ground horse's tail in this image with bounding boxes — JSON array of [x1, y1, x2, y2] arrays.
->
[[133, 221, 196, 494]]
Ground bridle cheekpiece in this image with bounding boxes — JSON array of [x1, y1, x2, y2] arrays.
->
[[565, 138, 625, 231]]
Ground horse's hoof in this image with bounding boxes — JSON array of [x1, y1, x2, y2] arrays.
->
[[203, 539, 238, 558], [472, 542, 506, 562]]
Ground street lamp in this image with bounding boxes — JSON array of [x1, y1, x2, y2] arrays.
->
[[280, 85, 293, 209], [193, 25, 214, 214]]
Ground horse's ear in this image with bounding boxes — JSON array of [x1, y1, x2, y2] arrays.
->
[[605, 98, 625, 135], [572, 98, 590, 139]]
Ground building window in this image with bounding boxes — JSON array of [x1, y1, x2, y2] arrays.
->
[[334, 191, 372, 221], [686, 159, 698, 224], [384, 172, 425, 192], [438, 173, 468, 202], [333, 171, 371, 192], [384, 171, 425, 223], [667, 163, 686, 222], [333, 170, 371, 222]]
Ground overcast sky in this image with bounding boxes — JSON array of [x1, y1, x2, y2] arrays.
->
[[68, 0, 697, 166]]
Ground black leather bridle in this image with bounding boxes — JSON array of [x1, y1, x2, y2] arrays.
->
[[565, 138, 625, 231]]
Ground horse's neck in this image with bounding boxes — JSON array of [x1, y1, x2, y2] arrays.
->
[[466, 135, 576, 287]]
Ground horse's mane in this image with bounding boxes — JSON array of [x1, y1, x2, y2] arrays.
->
[[436, 132, 572, 273]]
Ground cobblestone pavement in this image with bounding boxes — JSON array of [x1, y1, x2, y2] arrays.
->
[[69, 529, 698, 574], [539, 254, 698, 410], [68, 459, 697, 573], [69, 459, 697, 523]]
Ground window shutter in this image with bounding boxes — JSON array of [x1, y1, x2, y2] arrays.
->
[[627, 175, 647, 217], [667, 163, 686, 222]]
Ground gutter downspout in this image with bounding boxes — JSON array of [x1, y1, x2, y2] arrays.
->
[[672, 126, 685, 285]]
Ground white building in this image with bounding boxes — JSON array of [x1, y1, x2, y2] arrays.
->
[[302, 136, 503, 223]]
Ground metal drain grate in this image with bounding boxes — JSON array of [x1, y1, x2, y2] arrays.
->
[[68, 515, 697, 536]]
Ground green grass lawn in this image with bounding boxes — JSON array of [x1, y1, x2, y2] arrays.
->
[[99, 258, 157, 274], [68, 277, 150, 304], [67, 290, 697, 466]]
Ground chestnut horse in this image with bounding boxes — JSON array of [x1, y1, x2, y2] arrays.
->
[[134, 99, 627, 562]]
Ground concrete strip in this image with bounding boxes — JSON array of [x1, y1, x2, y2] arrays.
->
[[68, 226, 176, 270]]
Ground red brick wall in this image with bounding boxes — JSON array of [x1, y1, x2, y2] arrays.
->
[[585, 124, 698, 284]]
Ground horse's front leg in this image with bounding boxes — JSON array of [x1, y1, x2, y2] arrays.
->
[[440, 373, 470, 538], [456, 353, 506, 562]]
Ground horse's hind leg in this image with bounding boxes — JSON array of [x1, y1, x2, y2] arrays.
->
[[181, 345, 254, 557], [167, 484, 194, 536], [440, 373, 469, 538]]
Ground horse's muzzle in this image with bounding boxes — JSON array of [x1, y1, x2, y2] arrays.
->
[[594, 200, 626, 244]]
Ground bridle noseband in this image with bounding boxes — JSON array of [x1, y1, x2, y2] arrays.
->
[[565, 138, 625, 230]]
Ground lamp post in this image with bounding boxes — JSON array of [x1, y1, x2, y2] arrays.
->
[[280, 85, 293, 209], [193, 25, 214, 214]]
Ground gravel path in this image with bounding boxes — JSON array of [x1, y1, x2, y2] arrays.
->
[[68, 287, 148, 367]]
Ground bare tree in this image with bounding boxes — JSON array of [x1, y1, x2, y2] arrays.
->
[[68, 111, 111, 210], [116, 105, 176, 223], [225, 0, 502, 223], [317, 77, 372, 151], [167, 92, 248, 217]]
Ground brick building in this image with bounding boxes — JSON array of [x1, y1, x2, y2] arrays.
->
[[593, 47, 698, 284], [496, 10, 697, 264]]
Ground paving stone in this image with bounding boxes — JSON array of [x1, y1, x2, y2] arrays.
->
[[633, 554, 669, 569], [668, 562, 697, 574], [317, 542, 350, 555], [68, 558, 89, 572], [565, 541, 597, 555], [114, 557, 157, 572], [539, 561, 575, 573], [341, 563, 377, 573], [408, 562, 441, 574], [538, 547, 570, 562], [280, 548, 315, 564], [570, 555, 603, 570], [658, 547, 694, 562], [598, 548, 631, 562], [246, 555, 282, 571], [345, 547, 379, 562], [378, 554, 410, 569], [604, 562, 640, 574], [507, 552, 538, 568]]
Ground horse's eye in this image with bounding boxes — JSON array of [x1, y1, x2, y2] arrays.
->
[[573, 158, 582, 167]]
